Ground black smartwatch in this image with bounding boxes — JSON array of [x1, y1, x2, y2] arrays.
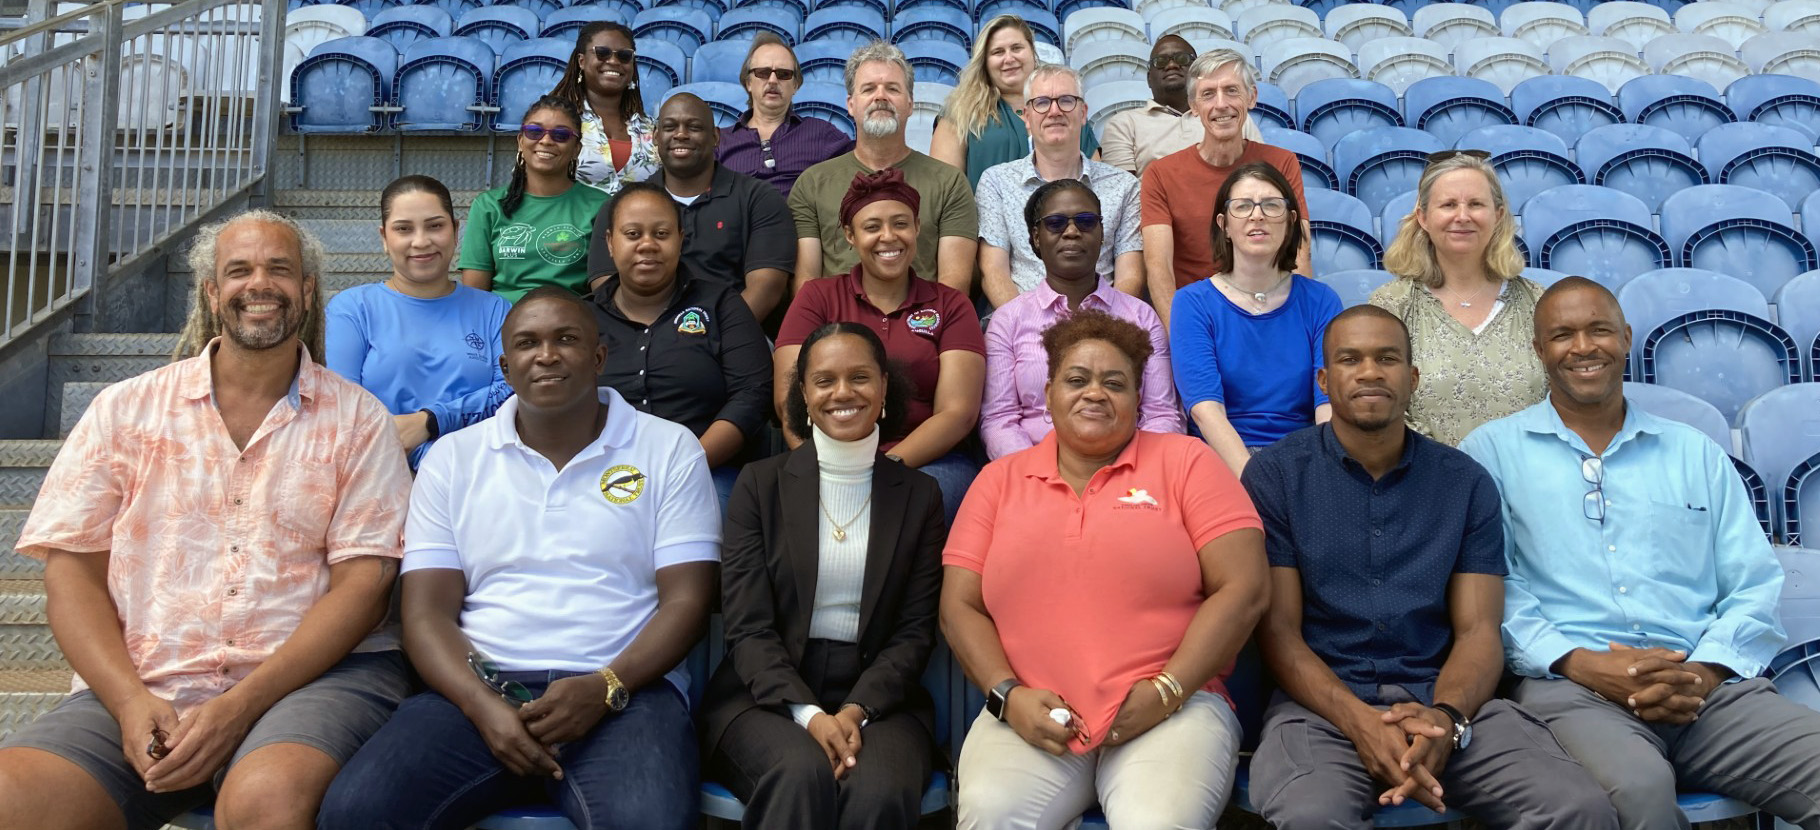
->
[[986, 679, 1022, 721], [1432, 702, 1472, 750]]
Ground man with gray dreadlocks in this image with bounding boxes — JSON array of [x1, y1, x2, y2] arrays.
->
[[0, 211, 413, 830]]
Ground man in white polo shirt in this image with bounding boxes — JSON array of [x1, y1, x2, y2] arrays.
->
[[318, 286, 720, 830]]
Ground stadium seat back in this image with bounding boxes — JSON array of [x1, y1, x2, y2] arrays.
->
[[540, 3, 636, 40], [1332, 126, 1445, 217], [1502, 1, 1589, 47], [1575, 123, 1705, 213], [1260, 37, 1357, 98], [900, 40, 969, 87], [1767, 0, 1820, 34], [1676, 1, 1768, 48], [1146, 6, 1235, 43], [1314, 268, 1395, 308], [1589, 0, 1675, 49], [1414, 2, 1499, 49], [1776, 270, 1820, 381], [802, 7, 885, 43], [631, 6, 715, 53], [1453, 36, 1549, 95], [634, 39, 689, 103], [1624, 380, 1735, 451], [1522, 184, 1668, 292], [1298, 78, 1403, 149], [1356, 36, 1450, 96], [692, 39, 754, 86], [393, 35, 496, 131], [1740, 384, 1820, 534], [1325, 3, 1412, 52], [1071, 40, 1150, 90], [1726, 73, 1820, 142], [493, 37, 570, 131], [716, 5, 801, 43], [1305, 189, 1385, 274], [1251, 82, 1295, 131], [1084, 80, 1149, 136], [1661, 184, 1818, 300], [1062, 7, 1147, 54], [369, 5, 455, 52], [291, 36, 397, 132], [795, 81, 855, 137], [1259, 127, 1335, 191], [1643, 32, 1750, 90], [794, 39, 860, 86], [1546, 34, 1650, 93], [1459, 124, 1583, 215], [1404, 76, 1517, 146], [664, 81, 746, 127], [1698, 122, 1820, 212], [1618, 73, 1735, 143], [1234, 4, 1322, 53], [1510, 74, 1623, 144], [1740, 31, 1820, 75]]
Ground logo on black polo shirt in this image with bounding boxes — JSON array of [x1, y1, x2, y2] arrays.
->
[[906, 308, 940, 337], [601, 465, 646, 504], [675, 306, 709, 335]]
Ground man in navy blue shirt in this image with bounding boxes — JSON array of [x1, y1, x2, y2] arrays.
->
[[1241, 305, 1617, 829]]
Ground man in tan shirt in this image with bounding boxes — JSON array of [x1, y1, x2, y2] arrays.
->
[[1099, 36, 1262, 177]]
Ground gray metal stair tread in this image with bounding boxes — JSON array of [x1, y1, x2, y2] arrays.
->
[[61, 382, 111, 438], [0, 668, 71, 695], [0, 581, 46, 625], [170, 252, 394, 275], [0, 441, 63, 468], [275, 189, 484, 209], [50, 332, 181, 356]]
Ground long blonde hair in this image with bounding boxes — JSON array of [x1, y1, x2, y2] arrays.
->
[[174, 210, 326, 361], [941, 14, 1036, 140], [1382, 154, 1526, 289]]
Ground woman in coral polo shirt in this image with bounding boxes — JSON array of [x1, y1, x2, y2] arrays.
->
[[941, 310, 1269, 830]]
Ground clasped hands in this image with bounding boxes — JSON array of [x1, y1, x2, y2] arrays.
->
[[1344, 702, 1455, 813], [473, 673, 614, 780], [1564, 642, 1727, 725], [1005, 679, 1181, 757]]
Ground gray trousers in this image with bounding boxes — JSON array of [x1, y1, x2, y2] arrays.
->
[[1251, 690, 1619, 830], [1512, 676, 1820, 830]]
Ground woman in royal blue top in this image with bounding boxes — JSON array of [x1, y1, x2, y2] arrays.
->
[[1170, 162, 1341, 477], [326, 175, 512, 468]]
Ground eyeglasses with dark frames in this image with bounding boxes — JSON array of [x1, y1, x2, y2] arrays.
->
[[1580, 454, 1605, 524], [468, 651, 535, 708], [1226, 197, 1289, 219], [1037, 212, 1102, 234], [591, 46, 636, 64], [748, 66, 797, 81], [519, 124, 578, 144], [1425, 149, 1492, 166], [1150, 51, 1194, 70], [1027, 94, 1083, 114]]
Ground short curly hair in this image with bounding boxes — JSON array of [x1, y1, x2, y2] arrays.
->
[[1041, 308, 1153, 384], [785, 323, 913, 441]]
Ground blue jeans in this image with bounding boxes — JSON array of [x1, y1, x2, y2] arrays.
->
[[712, 465, 741, 515], [317, 672, 697, 830], [918, 451, 980, 527]]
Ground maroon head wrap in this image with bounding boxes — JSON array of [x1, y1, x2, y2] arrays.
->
[[838, 167, 922, 227]]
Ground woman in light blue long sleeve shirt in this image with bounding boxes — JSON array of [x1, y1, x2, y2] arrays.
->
[[326, 175, 513, 468]]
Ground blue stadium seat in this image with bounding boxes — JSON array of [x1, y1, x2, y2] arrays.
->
[[891, 6, 973, 47], [455, 5, 540, 53], [1452, 35, 1549, 95], [1297, 78, 1403, 150], [1546, 34, 1650, 93], [1661, 184, 1819, 301], [1574, 123, 1706, 213], [509, 0, 565, 23], [1332, 126, 1445, 217], [290, 36, 398, 133], [1775, 270, 1820, 381], [1414, 2, 1499, 50], [1057, 0, 1133, 25], [715, 5, 800, 43], [729, 0, 810, 18], [635, 38, 689, 103], [1457, 124, 1584, 216], [1697, 122, 1820, 212], [1251, 82, 1295, 131], [1258, 127, 1335, 191], [801, 6, 885, 45], [1071, 40, 1149, 90], [1774, 545, 1820, 652], [1325, 3, 1413, 52], [1315, 268, 1395, 307], [1503, 1, 1589, 47], [794, 81, 854, 136], [692, 39, 754, 85], [1260, 37, 1358, 98], [1739, 384, 1820, 539], [334, 0, 390, 21], [795, 39, 857, 86], [1510, 74, 1625, 145], [1588, 0, 1675, 49], [632, 7, 715, 53], [1806, 191, 1820, 279], [1235, 3, 1322, 52], [493, 37, 570, 132], [1624, 268, 1797, 422], [1521, 266, 1572, 286], [1521, 184, 1669, 293], [900, 40, 968, 86], [1356, 36, 1450, 96], [368, 5, 453, 52], [540, 3, 635, 41], [666, 81, 746, 126], [1144, 5, 1234, 45], [1304, 188, 1385, 274], [1643, 32, 1750, 92], [392, 35, 495, 130], [1015, 7, 1064, 47], [1379, 189, 1416, 246], [1402, 76, 1517, 147], [1616, 74, 1735, 143], [1726, 72, 1820, 141], [894, 0, 966, 14]]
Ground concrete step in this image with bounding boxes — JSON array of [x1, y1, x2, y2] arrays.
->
[[0, 508, 43, 579], [0, 441, 61, 506], [0, 668, 73, 739]]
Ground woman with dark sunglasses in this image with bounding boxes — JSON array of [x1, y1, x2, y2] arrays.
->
[[459, 95, 608, 302], [717, 33, 854, 200], [1169, 161, 1341, 477], [979, 180, 1182, 460], [551, 21, 657, 195]]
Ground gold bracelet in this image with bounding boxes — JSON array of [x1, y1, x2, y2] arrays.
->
[[1156, 671, 1185, 702], [1149, 676, 1174, 707]]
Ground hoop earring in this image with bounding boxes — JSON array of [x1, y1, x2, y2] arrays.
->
[[513, 154, 526, 172]]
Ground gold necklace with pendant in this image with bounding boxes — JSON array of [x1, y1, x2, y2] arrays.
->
[[820, 494, 872, 542]]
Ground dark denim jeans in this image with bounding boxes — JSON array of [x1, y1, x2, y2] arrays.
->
[[317, 671, 697, 830]]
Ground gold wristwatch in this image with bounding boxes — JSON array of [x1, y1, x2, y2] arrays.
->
[[596, 667, 629, 712]]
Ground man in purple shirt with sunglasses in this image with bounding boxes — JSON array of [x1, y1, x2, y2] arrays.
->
[[717, 33, 854, 201]]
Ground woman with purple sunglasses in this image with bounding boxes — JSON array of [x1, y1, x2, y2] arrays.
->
[[459, 94, 610, 303]]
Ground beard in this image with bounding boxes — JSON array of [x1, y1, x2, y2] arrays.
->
[[861, 105, 900, 138], [221, 291, 303, 351]]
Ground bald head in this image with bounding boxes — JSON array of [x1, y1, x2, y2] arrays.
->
[[656, 93, 717, 178], [1534, 276, 1626, 339], [1533, 275, 1632, 409]]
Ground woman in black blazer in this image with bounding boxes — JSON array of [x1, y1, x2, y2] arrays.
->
[[702, 321, 946, 830]]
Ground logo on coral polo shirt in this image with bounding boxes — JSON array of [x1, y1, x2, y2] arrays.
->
[[1114, 488, 1160, 510]]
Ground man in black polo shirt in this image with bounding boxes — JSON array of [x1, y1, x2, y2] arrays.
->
[[588, 93, 796, 326], [1240, 305, 1617, 829]]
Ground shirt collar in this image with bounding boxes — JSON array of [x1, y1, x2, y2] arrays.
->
[[1030, 278, 1115, 315], [592, 268, 699, 322], [648, 163, 732, 201], [1144, 98, 1187, 117], [733, 109, 801, 130], [1022, 428, 1144, 483], [843, 265, 938, 313], [180, 337, 313, 408], [487, 386, 638, 454], [1516, 395, 1667, 455], [1014, 152, 1098, 186], [1317, 422, 1419, 478]]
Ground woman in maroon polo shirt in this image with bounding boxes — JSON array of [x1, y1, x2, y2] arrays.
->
[[773, 168, 986, 523]]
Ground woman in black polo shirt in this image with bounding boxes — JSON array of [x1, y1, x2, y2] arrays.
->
[[590, 181, 774, 505]]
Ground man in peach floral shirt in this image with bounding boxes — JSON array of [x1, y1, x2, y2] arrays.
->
[[0, 210, 413, 830]]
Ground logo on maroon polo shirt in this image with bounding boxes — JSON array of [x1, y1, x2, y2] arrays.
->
[[906, 308, 940, 337]]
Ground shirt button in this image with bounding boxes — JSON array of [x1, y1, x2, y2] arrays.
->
[[230, 545, 239, 553], [1372, 578, 1381, 586], [227, 588, 237, 596], [1372, 528, 1382, 537], [1618, 586, 1628, 594], [1608, 545, 1617, 552], [225, 639, 235, 646], [640, 345, 646, 351], [1377, 622, 1388, 631], [219, 667, 230, 675], [233, 498, 242, 505], [638, 370, 645, 376]]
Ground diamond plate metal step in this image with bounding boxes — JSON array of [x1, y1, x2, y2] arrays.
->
[[168, 251, 395, 279], [0, 581, 46, 625], [0, 668, 73, 740], [0, 442, 60, 506], [59, 382, 110, 438], [0, 625, 62, 671], [0, 510, 37, 579]]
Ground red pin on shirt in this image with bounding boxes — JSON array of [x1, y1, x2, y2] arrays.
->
[[716, 221, 724, 229]]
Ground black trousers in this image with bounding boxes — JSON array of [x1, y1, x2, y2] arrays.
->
[[708, 639, 934, 830]]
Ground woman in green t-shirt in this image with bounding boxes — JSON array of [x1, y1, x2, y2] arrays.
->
[[460, 94, 611, 303]]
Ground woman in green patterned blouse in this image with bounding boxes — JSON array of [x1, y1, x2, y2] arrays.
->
[[1369, 151, 1545, 446]]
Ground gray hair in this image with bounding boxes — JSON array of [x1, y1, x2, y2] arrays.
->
[[843, 40, 914, 98], [1022, 62, 1083, 100], [174, 209, 326, 361], [1187, 49, 1257, 95]]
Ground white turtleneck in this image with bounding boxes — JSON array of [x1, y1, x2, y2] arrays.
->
[[788, 424, 880, 729]]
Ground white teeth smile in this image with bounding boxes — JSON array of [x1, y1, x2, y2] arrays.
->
[[876, 250, 903, 259], [242, 303, 277, 313], [829, 407, 860, 418]]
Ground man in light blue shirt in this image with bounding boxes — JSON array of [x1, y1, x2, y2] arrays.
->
[[1460, 277, 1820, 830]]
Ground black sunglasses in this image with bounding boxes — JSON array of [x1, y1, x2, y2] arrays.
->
[[591, 46, 636, 64], [1037, 212, 1102, 233], [748, 66, 797, 81], [468, 652, 535, 708], [1426, 149, 1491, 165], [520, 124, 578, 144], [1151, 51, 1194, 70]]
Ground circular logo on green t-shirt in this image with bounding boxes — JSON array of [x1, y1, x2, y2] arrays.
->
[[538, 224, 587, 266]]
